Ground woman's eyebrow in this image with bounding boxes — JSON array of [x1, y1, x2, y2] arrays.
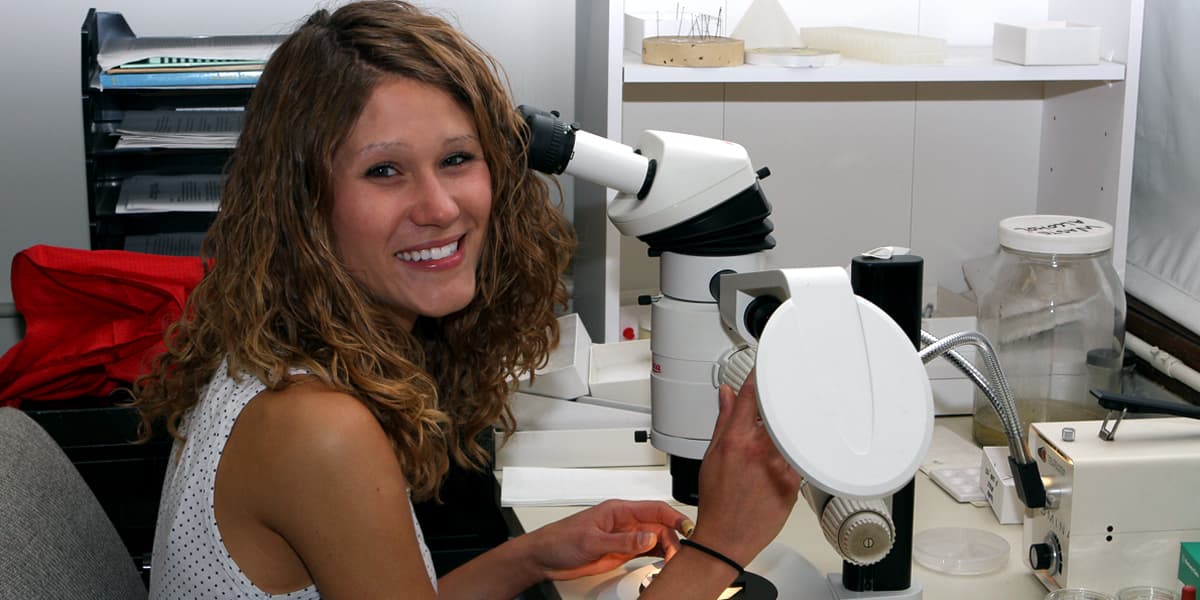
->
[[443, 133, 480, 146], [357, 139, 412, 156], [357, 134, 479, 156]]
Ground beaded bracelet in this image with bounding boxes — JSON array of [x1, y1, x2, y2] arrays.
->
[[679, 538, 745, 576]]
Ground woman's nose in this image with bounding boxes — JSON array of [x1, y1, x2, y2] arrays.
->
[[410, 172, 462, 226]]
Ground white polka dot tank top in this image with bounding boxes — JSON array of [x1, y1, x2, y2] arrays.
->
[[149, 358, 438, 598]]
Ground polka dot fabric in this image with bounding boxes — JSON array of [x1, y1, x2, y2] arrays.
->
[[149, 359, 437, 598]]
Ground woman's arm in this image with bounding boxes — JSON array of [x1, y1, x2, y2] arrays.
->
[[438, 499, 688, 598], [220, 385, 440, 599], [222, 373, 792, 600], [434, 535, 543, 599], [444, 372, 800, 600], [224, 383, 691, 600], [638, 373, 803, 598]]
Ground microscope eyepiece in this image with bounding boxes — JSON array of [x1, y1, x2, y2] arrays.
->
[[518, 105, 576, 175], [517, 105, 653, 197]]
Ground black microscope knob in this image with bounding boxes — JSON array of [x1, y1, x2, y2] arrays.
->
[[1029, 543, 1054, 570]]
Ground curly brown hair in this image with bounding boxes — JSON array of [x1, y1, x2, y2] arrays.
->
[[133, 0, 575, 501]]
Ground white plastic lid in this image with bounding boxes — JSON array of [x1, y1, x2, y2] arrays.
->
[[998, 214, 1114, 255], [913, 527, 1010, 575], [754, 270, 933, 499], [745, 47, 841, 67]]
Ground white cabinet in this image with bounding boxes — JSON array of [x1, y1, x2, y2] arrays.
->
[[573, 0, 1144, 342]]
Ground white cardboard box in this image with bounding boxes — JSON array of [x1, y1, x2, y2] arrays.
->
[[518, 313, 591, 400], [496, 393, 664, 468], [496, 429, 664, 469], [587, 339, 651, 409], [923, 315, 979, 415], [980, 445, 1023, 524], [993, 21, 1101, 66]]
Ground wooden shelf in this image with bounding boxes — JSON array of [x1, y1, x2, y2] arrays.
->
[[623, 47, 1125, 84]]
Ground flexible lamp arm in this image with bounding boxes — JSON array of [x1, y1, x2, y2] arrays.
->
[[918, 331, 1047, 509]]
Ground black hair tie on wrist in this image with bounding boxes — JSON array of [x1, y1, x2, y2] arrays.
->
[[679, 538, 745, 575]]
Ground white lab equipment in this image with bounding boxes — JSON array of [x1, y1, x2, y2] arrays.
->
[[715, 267, 935, 569], [715, 268, 933, 500], [521, 105, 776, 504], [1024, 394, 1200, 593], [518, 106, 1046, 599]]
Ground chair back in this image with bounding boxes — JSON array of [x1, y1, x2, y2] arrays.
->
[[0, 407, 147, 600]]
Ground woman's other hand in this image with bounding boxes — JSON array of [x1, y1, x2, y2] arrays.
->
[[690, 371, 802, 567], [523, 499, 689, 581]]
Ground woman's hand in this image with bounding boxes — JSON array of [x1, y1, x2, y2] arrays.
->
[[689, 371, 802, 567], [523, 499, 689, 581]]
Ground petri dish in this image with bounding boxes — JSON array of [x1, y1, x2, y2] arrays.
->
[[1046, 589, 1116, 600], [1117, 587, 1180, 600], [912, 527, 1009, 575]]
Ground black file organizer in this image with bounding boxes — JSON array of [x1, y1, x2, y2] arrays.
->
[[81, 9, 246, 255], [71, 9, 520, 586]]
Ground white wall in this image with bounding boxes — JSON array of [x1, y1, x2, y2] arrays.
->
[[0, 0, 575, 352]]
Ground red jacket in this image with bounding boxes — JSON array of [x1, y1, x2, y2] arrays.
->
[[0, 245, 205, 406]]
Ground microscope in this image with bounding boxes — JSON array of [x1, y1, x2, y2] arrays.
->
[[521, 106, 777, 504], [520, 107, 1046, 599]]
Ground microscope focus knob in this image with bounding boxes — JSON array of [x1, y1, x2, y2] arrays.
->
[[1027, 542, 1056, 568], [819, 497, 895, 566], [1029, 543, 1055, 570], [1028, 532, 1062, 575], [717, 346, 756, 391]]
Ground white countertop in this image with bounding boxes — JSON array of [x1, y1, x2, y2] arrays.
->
[[509, 416, 1049, 600]]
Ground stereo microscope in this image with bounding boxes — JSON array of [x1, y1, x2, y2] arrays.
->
[[519, 106, 1045, 599]]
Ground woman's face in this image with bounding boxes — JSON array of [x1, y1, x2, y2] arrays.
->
[[331, 77, 493, 330]]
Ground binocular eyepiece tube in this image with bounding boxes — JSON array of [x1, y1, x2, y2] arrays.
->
[[519, 105, 654, 199]]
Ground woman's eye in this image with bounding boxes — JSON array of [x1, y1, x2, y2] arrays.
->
[[443, 152, 473, 167], [365, 163, 399, 178]]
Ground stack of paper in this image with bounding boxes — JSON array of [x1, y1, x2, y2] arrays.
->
[[499, 466, 675, 507], [114, 110, 242, 150], [96, 33, 283, 89], [124, 232, 206, 257], [117, 174, 224, 214]]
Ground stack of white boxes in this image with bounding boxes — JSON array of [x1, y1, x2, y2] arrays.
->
[[498, 313, 663, 468]]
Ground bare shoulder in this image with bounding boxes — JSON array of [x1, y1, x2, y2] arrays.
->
[[218, 379, 433, 596], [226, 378, 411, 533], [238, 379, 396, 473]]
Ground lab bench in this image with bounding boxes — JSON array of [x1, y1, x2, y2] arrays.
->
[[508, 415, 1049, 600]]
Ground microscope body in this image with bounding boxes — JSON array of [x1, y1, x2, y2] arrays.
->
[[524, 119, 774, 471], [649, 252, 766, 458], [600, 128, 775, 502], [648, 251, 766, 503]]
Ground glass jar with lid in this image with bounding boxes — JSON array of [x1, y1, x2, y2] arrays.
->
[[971, 215, 1126, 447]]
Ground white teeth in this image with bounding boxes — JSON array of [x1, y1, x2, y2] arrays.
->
[[397, 240, 459, 263]]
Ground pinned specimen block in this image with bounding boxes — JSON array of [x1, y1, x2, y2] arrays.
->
[[642, 36, 744, 67]]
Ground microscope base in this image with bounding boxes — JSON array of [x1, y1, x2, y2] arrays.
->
[[828, 574, 923, 600]]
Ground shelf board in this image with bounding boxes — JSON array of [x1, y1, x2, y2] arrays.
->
[[623, 47, 1125, 84]]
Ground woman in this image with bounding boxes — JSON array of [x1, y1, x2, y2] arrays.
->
[[134, 2, 800, 598]]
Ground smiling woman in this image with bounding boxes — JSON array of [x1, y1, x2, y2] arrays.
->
[[130, 2, 801, 599], [129, 0, 590, 596], [330, 77, 494, 329]]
